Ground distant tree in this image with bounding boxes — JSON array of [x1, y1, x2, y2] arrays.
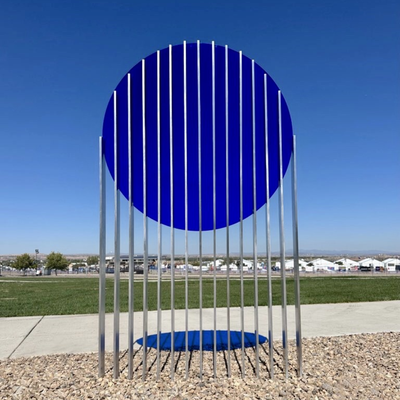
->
[[46, 252, 68, 275], [13, 253, 35, 274], [335, 261, 344, 265], [2, 259, 13, 267], [307, 262, 314, 267], [86, 255, 99, 266]]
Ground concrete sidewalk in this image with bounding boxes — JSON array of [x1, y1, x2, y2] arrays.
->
[[1, 301, 399, 360]]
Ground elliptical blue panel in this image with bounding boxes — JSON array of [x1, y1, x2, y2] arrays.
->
[[102, 43, 293, 231], [136, 330, 267, 351]]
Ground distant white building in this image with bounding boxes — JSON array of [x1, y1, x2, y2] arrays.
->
[[220, 263, 239, 272], [275, 259, 308, 271], [359, 258, 383, 267], [243, 259, 253, 267], [358, 258, 384, 270], [334, 258, 359, 271], [305, 258, 336, 272], [285, 259, 308, 271], [208, 259, 225, 271], [382, 258, 400, 272]]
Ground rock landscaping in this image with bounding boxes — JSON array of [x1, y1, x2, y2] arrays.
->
[[1, 332, 399, 399]]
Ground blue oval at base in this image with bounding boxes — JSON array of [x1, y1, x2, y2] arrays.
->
[[136, 330, 267, 351]]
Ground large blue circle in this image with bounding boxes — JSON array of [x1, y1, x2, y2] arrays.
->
[[102, 43, 293, 231]]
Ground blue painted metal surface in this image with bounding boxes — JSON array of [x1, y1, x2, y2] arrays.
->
[[136, 330, 267, 351], [102, 43, 293, 231]]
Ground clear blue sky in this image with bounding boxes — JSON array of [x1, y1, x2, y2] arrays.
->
[[1, 0, 399, 255]]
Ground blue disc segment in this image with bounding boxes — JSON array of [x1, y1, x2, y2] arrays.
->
[[102, 43, 293, 231], [135, 330, 267, 351]]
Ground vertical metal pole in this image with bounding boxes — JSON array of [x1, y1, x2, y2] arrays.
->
[[113, 90, 121, 379], [169, 44, 176, 380], [264, 74, 274, 379], [142, 59, 149, 381], [251, 60, 260, 377], [239, 50, 245, 378], [128, 73, 135, 380], [156, 50, 162, 380], [278, 90, 288, 379], [292, 135, 303, 377], [183, 40, 189, 380], [98, 137, 106, 377], [197, 39, 203, 380], [211, 40, 217, 378], [225, 44, 231, 378]]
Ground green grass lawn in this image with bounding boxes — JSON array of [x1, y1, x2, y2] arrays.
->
[[0, 275, 399, 318]]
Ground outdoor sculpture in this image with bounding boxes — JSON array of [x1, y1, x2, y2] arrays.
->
[[99, 41, 302, 380]]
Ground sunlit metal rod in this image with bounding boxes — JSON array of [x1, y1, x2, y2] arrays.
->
[[251, 59, 260, 378], [98, 136, 106, 378], [239, 50, 245, 378], [264, 73, 274, 379], [292, 134, 303, 377], [183, 40, 189, 380], [278, 90, 289, 379], [197, 39, 204, 380], [211, 40, 218, 378], [127, 73, 135, 380], [113, 90, 121, 379], [142, 59, 149, 381], [156, 50, 162, 380], [169, 44, 175, 380], [225, 44, 231, 378]]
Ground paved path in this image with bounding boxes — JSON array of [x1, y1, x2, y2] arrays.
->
[[1, 301, 399, 360]]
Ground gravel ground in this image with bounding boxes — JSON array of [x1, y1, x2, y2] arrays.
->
[[1, 332, 399, 399]]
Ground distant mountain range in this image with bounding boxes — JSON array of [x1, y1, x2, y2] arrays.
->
[[185, 249, 399, 258], [195, 249, 399, 257], [296, 249, 399, 256]]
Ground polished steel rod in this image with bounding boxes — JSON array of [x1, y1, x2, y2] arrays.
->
[[127, 73, 135, 380], [156, 50, 162, 380], [98, 136, 106, 377], [251, 60, 260, 378], [169, 44, 175, 380], [113, 90, 121, 379], [142, 59, 149, 381], [292, 134, 303, 377], [264, 74, 274, 379], [183, 40, 189, 379], [225, 44, 231, 378], [211, 40, 217, 378], [278, 90, 289, 379], [197, 39, 204, 380], [239, 50, 245, 378]]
